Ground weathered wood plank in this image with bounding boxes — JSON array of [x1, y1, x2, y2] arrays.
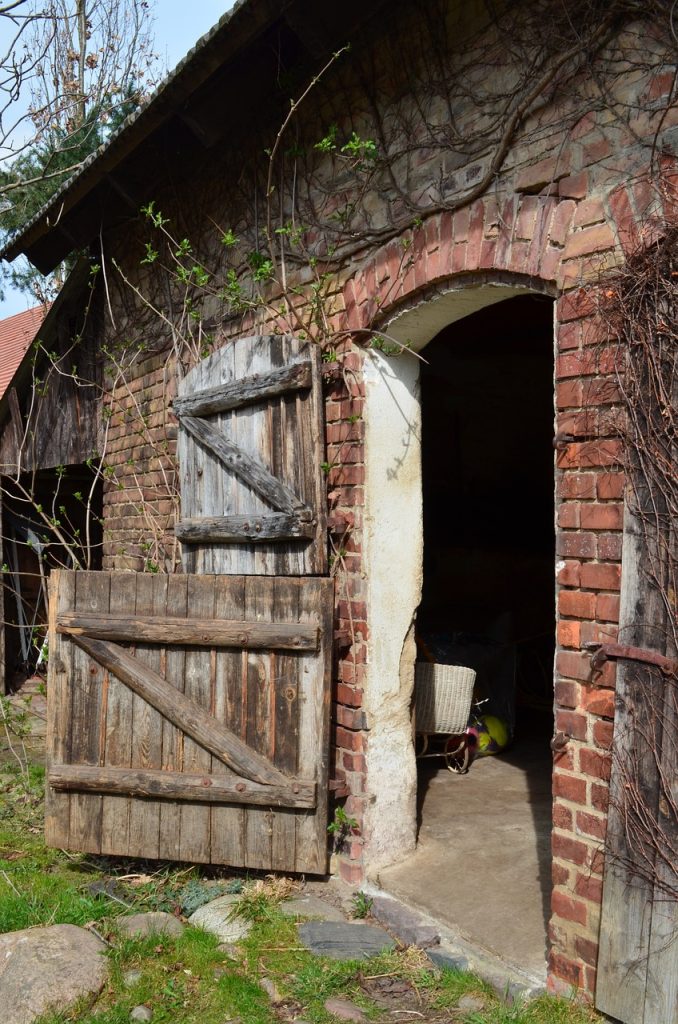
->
[[179, 575, 214, 863], [244, 575, 275, 868], [176, 513, 315, 544], [48, 765, 316, 808], [211, 575, 247, 866], [596, 503, 678, 1024], [180, 414, 309, 516], [70, 633, 290, 787], [58, 612, 319, 650], [45, 570, 74, 848], [271, 576, 300, 870], [158, 573, 188, 859], [127, 573, 165, 859], [68, 572, 110, 854], [295, 576, 334, 874], [99, 572, 136, 856], [172, 361, 312, 417]]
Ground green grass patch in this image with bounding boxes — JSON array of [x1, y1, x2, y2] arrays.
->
[[2, 758, 604, 1024]]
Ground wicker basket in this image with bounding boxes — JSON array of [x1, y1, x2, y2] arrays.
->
[[414, 662, 476, 735]]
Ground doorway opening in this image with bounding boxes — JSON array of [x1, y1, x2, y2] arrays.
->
[[378, 293, 555, 979]]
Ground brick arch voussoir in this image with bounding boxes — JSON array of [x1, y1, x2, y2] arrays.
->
[[341, 194, 573, 333]]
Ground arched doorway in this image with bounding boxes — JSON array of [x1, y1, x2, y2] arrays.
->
[[361, 283, 556, 981]]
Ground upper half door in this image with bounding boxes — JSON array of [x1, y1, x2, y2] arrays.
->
[[174, 335, 327, 575]]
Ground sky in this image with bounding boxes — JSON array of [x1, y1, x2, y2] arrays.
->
[[0, 1, 233, 320]]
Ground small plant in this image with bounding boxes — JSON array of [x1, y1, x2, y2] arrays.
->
[[227, 875, 300, 923], [327, 805, 359, 850], [351, 890, 373, 919]]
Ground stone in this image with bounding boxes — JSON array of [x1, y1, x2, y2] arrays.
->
[[369, 896, 439, 948], [189, 895, 252, 942], [280, 895, 345, 922], [457, 994, 486, 1012], [298, 921, 395, 961], [0, 923, 107, 1024], [130, 1006, 153, 1022], [217, 942, 241, 958], [260, 977, 282, 1003], [117, 912, 184, 939], [426, 948, 469, 972], [122, 969, 143, 988], [324, 997, 367, 1022]]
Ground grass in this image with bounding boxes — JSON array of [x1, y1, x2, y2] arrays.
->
[[0, 761, 603, 1024]]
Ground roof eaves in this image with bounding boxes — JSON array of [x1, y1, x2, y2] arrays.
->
[[1, 0, 277, 263]]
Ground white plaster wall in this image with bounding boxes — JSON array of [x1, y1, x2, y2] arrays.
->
[[361, 281, 538, 873]]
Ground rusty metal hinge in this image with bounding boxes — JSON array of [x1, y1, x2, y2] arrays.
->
[[585, 642, 678, 680]]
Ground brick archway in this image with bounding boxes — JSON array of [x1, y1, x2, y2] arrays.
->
[[327, 184, 660, 996]]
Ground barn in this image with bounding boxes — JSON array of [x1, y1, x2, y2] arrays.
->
[[0, 1, 676, 1018]]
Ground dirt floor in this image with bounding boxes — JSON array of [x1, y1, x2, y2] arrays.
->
[[376, 732, 552, 982]]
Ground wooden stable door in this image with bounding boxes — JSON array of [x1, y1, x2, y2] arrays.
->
[[46, 569, 333, 873], [174, 335, 327, 576]]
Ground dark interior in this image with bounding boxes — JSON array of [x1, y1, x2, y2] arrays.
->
[[418, 292, 556, 746], [1, 466, 103, 689]]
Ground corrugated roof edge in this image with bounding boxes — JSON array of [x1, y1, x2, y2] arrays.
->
[[0, 0, 264, 263]]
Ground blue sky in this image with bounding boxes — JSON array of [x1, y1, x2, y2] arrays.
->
[[0, 1, 233, 319]]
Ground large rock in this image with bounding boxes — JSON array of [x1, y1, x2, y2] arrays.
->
[[117, 912, 184, 939], [188, 894, 252, 942], [0, 923, 107, 1024], [298, 921, 395, 960]]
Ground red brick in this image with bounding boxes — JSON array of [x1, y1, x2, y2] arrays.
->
[[557, 621, 581, 649], [336, 683, 364, 708], [558, 532, 596, 559], [558, 503, 581, 528], [557, 287, 596, 321], [596, 593, 620, 622], [553, 771, 587, 804], [575, 935, 599, 967], [576, 810, 607, 841], [556, 439, 622, 469], [335, 727, 365, 753], [597, 533, 622, 560], [549, 952, 584, 989], [517, 154, 570, 192], [583, 688, 615, 719], [579, 748, 611, 781], [556, 379, 583, 409], [580, 504, 623, 531], [557, 651, 592, 683], [575, 871, 603, 903], [553, 802, 573, 830], [559, 590, 596, 618], [580, 562, 621, 591], [556, 709, 588, 740], [574, 196, 606, 227], [593, 719, 614, 749], [584, 966, 597, 996], [558, 473, 596, 499], [558, 170, 589, 199], [558, 321, 581, 350], [339, 861, 364, 884], [552, 890, 588, 925], [550, 200, 577, 246], [552, 860, 571, 885], [557, 560, 581, 587], [591, 782, 609, 812]]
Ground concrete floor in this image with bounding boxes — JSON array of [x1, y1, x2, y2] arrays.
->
[[376, 732, 552, 980]]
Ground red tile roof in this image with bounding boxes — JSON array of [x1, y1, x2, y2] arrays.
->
[[0, 305, 46, 401]]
